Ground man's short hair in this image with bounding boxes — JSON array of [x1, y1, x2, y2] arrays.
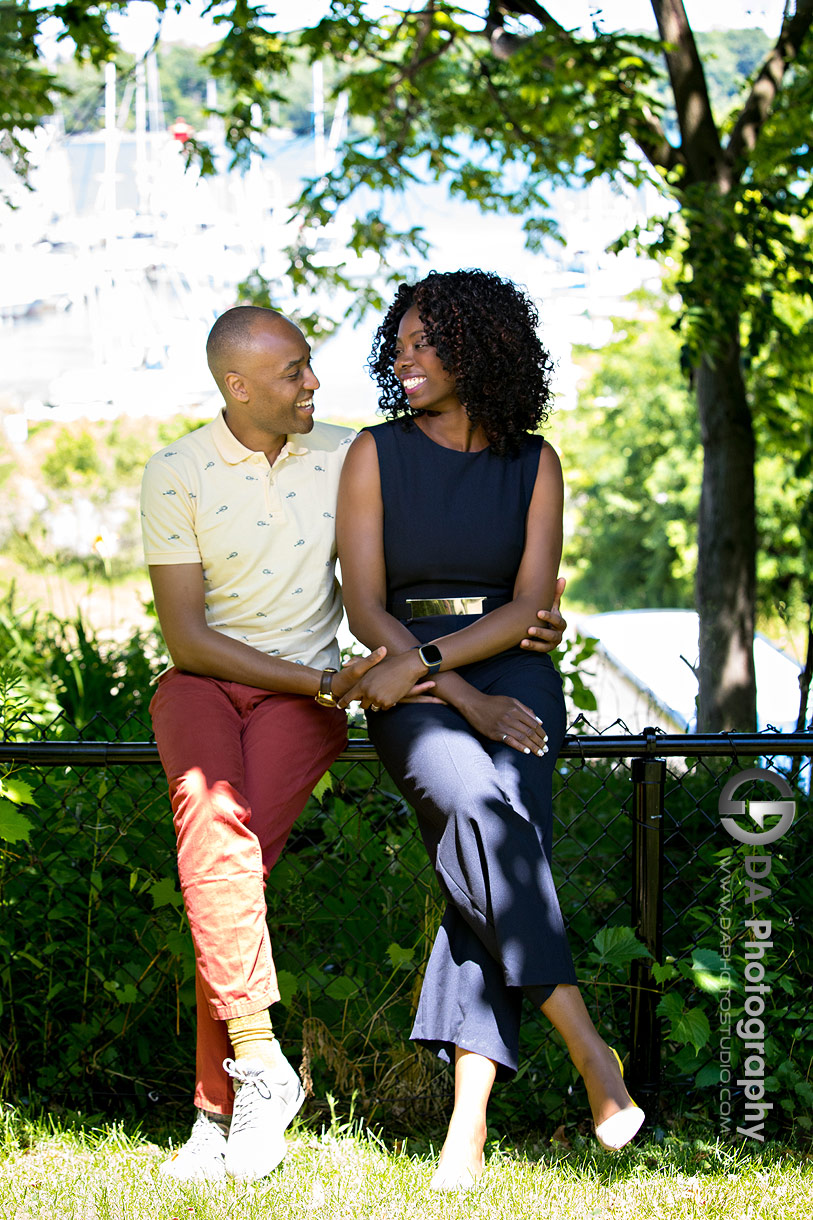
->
[[206, 305, 281, 385]]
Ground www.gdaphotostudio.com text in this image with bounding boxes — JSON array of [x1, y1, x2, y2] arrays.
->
[[717, 767, 797, 1142]]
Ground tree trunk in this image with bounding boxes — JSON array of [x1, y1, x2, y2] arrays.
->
[[694, 336, 757, 731], [795, 608, 813, 732]]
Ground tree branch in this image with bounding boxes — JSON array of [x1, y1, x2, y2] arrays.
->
[[488, 1, 569, 37], [627, 102, 683, 175], [650, 0, 723, 187], [727, 0, 813, 170], [487, 1, 680, 175]]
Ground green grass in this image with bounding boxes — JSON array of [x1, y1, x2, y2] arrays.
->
[[1, 1107, 812, 1220]]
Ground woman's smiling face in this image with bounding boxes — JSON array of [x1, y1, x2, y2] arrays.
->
[[393, 305, 461, 414]]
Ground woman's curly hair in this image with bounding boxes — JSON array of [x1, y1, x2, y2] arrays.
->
[[368, 269, 554, 456]]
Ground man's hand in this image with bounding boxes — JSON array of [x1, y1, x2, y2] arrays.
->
[[520, 576, 567, 653]]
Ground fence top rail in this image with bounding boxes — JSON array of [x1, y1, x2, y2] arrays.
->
[[0, 730, 810, 767]]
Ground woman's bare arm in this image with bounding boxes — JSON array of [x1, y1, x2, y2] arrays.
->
[[338, 439, 563, 707]]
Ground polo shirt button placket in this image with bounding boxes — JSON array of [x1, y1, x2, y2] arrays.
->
[[265, 465, 283, 525]]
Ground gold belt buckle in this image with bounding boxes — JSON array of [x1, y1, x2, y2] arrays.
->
[[405, 596, 486, 617]]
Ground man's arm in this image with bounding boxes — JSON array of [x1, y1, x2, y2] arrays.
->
[[520, 576, 567, 652], [149, 562, 384, 699]]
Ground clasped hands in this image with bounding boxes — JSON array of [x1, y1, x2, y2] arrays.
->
[[331, 585, 567, 756]]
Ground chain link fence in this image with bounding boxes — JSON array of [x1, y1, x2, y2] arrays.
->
[[1, 716, 810, 1143]]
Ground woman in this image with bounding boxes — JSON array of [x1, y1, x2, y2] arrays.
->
[[336, 269, 643, 1189]]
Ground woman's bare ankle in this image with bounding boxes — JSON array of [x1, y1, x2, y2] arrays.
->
[[580, 1042, 632, 1126]]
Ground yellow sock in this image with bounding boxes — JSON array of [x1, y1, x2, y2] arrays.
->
[[225, 1010, 278, 1069]]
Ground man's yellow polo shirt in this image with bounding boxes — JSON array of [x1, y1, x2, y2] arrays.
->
[[140, 410, 355, 671]]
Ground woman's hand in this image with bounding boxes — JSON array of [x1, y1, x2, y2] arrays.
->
[[457, 690, 549, 756], [336, 649, 435, 711], [330, 647, 387, 702], [521, 576, 567, 653]]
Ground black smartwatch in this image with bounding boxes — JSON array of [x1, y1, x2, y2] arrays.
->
[[416, 643, 443, 675]]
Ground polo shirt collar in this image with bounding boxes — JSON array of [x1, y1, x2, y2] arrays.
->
[[283, 437, 310, 457], [211, 409, 311, 465], [211, 409, 256, 465]]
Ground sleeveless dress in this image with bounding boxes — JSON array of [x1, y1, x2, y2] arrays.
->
[[364, 419, 576, 1077]]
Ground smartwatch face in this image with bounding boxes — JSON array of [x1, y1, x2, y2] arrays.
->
[[421, 645, 442, 666]]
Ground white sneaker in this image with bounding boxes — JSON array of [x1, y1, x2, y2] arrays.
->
[[159, 1108, 229, 1182], [223, 1049, 306, 1182]]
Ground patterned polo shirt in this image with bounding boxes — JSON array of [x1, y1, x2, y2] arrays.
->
[[140, 409, 356, 670]]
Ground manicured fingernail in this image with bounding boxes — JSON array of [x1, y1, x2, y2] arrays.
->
[[542, 745, 549, 755], [537, 748, 545, 757], [535, 716, 542, 724], [523, 747, 531, 754]]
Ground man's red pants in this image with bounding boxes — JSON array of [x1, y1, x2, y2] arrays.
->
[[150, 668, 347, 1112]]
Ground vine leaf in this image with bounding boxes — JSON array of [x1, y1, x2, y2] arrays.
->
[[0, 798, 33, 844], [148, 877, 184, 910], [589, 925, 651, 968]]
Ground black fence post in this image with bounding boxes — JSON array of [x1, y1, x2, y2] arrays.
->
[[629, 748, 665, 1113]]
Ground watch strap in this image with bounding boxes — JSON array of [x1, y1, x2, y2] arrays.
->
[[315, 667, 338, 706]]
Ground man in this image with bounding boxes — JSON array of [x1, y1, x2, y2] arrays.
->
[[140, 305, 565, 1184]]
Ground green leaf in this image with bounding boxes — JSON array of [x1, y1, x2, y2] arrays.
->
[[302, 967, 329, 994], [652, 961, 679, 983], [794, 1080, 813, 1106], [166, 929, 194, 960], [691, 949, 726, 973], [656, 992, 684, 1023], [104, 980, 139, 1005], [690, 948, 729, 993], [275, 970, 299, 1007], [695, 1062, 721, 1086], [692, 969, 729, 994], [386, 942, 416, 970], [148, 877, 184, 910], [0, 798, 33, 844], [673, 1044, 705, 1074], [324, 975, 360, 1001], [590, 926, 651, 968], [0, 777, 36, 806], [570, 682, 598, 712], [312, 770, 334, 803], [15, 950, 46, 969], [663, 1003, 711, 1054]]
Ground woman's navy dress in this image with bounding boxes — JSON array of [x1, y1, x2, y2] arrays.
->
[[365, 419, 576, 1077]]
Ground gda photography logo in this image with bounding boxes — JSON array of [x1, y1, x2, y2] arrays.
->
[[718, 767, 796, 846]]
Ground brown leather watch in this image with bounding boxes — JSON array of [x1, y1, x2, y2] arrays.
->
[[314, 668, 338, 707]]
